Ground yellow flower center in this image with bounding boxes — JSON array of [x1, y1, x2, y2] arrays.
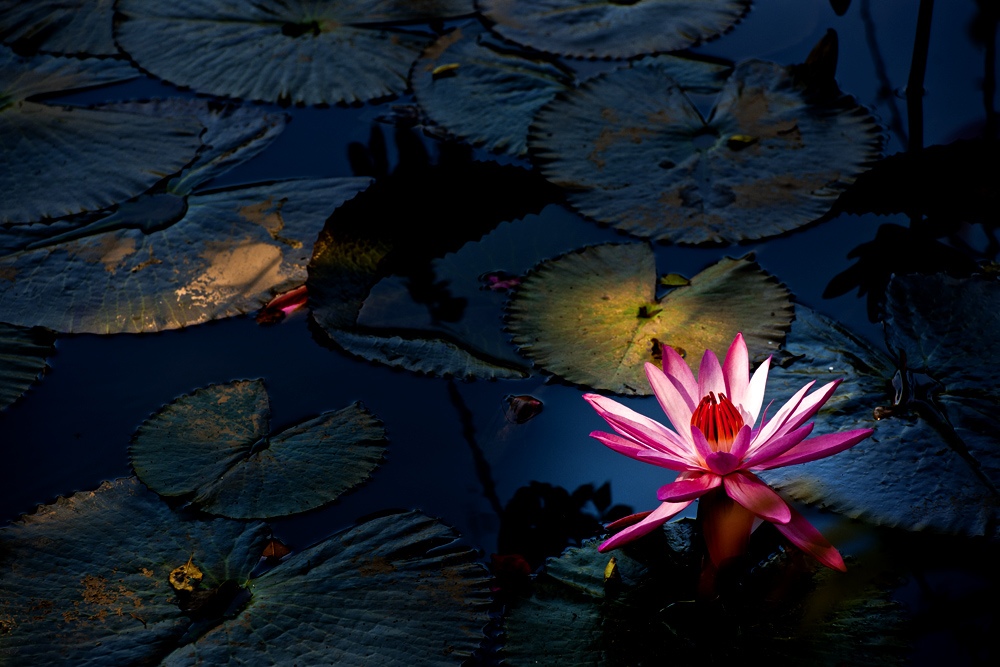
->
[[690, 392, 744, 452]]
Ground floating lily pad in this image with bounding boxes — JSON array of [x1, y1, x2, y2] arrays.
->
[[131, 379, 388, 519], [506, 243, 792, 394], [0, 0, 117, 56], [411, 23, 574, 157], [760, 287, 1000, 538], [504, 527, 910, 665], [0, 176, 372, 333], [115, 0, 474, 105], [0, 478, 269, 665], [0, 48, 203, 224], [479, 0, 750, 59], [0, 322, 55, 410], [530, 57, 882, 243]]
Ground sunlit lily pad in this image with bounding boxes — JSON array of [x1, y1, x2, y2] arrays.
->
[[0, 478, 269, 665], [0, 48, 203, 224], [760, 286, 1000, 538], [131, 379, 387, 519], [411, 23, 574, 157], [0, 0, 117, 56], [479, 0, 750, 59], [161, 510, 491, 665], [503, 527, 910, 665], [530, 58, 882, 243], [0, 176, 372, 333], [506, 243, 792, 394], [115, 0, 474, 105], [0, 322, 55, 410]]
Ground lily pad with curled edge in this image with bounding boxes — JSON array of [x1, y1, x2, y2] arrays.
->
[[0, 176, 372, 333], [0, 322, 55, 410], [0, 48, 204, 225], [114, 0, 474, 105], [0, 477, 270, 665], [0, 0, 117, 56], [131, 379, 388, 519], [160, 509, 491, 665], [760, 280, 1000, 539], [505, 243, 791, 395], [479, 0, 750, 60], [503, 524, 911, 665], [529, 57, 882, 244]]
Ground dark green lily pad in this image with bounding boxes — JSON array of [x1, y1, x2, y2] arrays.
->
[[0, 176, 371, 333], [411, 23, 574, 157], [0, 478, 269, 665], [479, 0, 750, 59], [0, 322, 55, 410], [506, 243, 792, 394], [0, 48, 203, 224], [131, 379, 388, 519], [760, 288, 1000, 538], [115, 0, 474, 105], [530, 57, 882, 243], [504, 526, 910, 665], [161, 509, 490, 665], [0, 0, 117, 56]]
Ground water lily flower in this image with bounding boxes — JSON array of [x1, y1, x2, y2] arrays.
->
[[583, 333, 873, 572]]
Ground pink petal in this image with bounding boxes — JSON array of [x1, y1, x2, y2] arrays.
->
[[753, 428, 874, 470], [723, 471, 791, 524], [772, 380, 842, 439], [697, 348, 726, 399], [605, 510, 652, 532], [722, 333, 749, 408], [743, 356, 771, 425], [749, 380, 815, 451], [728, 424, 753, 460], [741, 423, 814, 468], [661, 344, 698, 409], [583, 394, 694, 460], [598, 501, 692, 552], [657, 473, 721, 502], [772, 506, 847, 571], [704, 450, 741, 475], [590, 431, 693, 471], [645, 362, 694, 439], [689, 425, 715, 464]]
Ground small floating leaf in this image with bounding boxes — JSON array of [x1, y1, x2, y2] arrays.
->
[[506, 243, 791, 394], [131, 379, 388, 519], [168, 556, 203, 592]]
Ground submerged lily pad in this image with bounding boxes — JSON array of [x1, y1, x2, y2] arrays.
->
[[479, 0, 750, 59], [530, 57, 882, 243], [131, 379, 388, 519], [0, 48, 203, 224], [761, 284, 1000, 538], [0, 322, 55, 410], [115, 0, 473, 105], [0, 478, 269, 665], [506, 243, 792, 394], [0, 0, 117, 56]]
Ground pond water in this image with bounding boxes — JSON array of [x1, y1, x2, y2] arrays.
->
[[1, 1, 998, 665]]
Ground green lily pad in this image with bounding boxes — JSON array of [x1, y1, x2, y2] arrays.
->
[[530, 57, 882, 243], [411, 23, 574, 157], [115, 0, 474, 105], [0, 48, 203, 224], [0, 322, 55, 410], [479, 0, 750, 59], [161, 510, 491, 665], [131, 379, 388, 519], [0, 0, 117, 56], [503, 526, 910, 665], [506, 243, 792, 394], [760, 290, 1000, 538], [0, 176, 372, 333], [0, 478, 269, 665]]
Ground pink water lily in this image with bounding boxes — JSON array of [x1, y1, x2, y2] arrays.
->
[[584, 333, 873, 572]]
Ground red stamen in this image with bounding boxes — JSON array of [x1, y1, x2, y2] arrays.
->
[[690, 392, 745, 452]]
